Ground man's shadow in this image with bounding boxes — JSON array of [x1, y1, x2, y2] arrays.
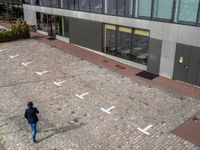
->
[[37, 122, 86, 143]]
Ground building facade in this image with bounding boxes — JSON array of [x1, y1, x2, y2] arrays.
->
[[23, 0, 200, 87]]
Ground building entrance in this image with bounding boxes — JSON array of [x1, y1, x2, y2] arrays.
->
[[173, 44, 200, 86]]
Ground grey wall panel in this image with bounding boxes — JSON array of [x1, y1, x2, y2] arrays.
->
[[150, 21, 164, 39], [163, 24, 179, 42], [69, 18, 102, 51], [147, 38, 162, 75], [23, 5, 37, 25], [177, 26, 200, 47], [159, 41, 176, 78]]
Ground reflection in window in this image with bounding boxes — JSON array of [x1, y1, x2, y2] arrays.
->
[[136, 0, 152, 18], [131, 29, 149, 65], [69, 0, 75, 9], [79, 0, 90, 12], [104, 25, 117, 56], [36, 12, 69, 38], [116, 27, 132, 59], [36, 12, 48, 32], [56, 16, 69, 37], [90, 0, 102, 13], [117, 0, 125, 16], [175, 0, 199, 24], [125, 0, 134, 17], [153, 0, 174, 20], [62, 0, 69, 9], [104, 0, 116, 15]]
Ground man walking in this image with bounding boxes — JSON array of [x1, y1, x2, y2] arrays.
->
[[24, 101, 39, 143]]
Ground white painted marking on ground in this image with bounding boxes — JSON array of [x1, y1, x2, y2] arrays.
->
[[54, 95, 62, 99], [53, 80, 66, 86], [36, 71, 48, 76], [0, 48, 7, 52], [137, 125, 153, 135], [75, 92, 89, 99], [22, 62, 32, 67], [9, 54, 19, 59], [101, 106, 115, 114]]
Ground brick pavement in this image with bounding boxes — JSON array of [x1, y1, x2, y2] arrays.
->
[[0, 38, 200, 149], [31, 32, 200, 101]]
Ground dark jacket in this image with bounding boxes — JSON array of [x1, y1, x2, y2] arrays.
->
[[24, 107, 39, 124]]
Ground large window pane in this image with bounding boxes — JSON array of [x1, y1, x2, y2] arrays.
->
[[175, 0, 199, 24], [69, 0, 75, 9], [90, 0, 102, 13], [153, 0, 174, 20], [117, 0, 125, 16], [55, 16, 69, 37], [79, 0, 89, 11], [116, 27, 132, 60], [104, 24, 117, 56], [136, 0, 152, 18], [131, 29, 150, 65], [36, 12, 48, 32], [62, 0, 69, 9], [104, 0, 116, 15], [125, 0, 134, 17]]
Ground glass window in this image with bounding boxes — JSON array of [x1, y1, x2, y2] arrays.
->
[[104, 0, 117, 15], [104, 24, 117, 56], [125, 0, 134, 17], [116, 27, 132, 59], [90, 0, 102, 13], [136, 0, 152, 18], [175, 0, 199, 24], [69, 0, 75, 9], [153, 0, 174, 20], [79, 0, 89, 11], [36, 12, 48, 32], [56, 16, 69, 37], [117, 0, 125, 16], [62, 0, 69, 9], [131, 29, 150, 65]]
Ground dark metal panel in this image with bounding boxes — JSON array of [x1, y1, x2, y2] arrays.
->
[[69, 17, 102, 51], [197, 60, 200, 86], [173, 44, 189, 82], [147, 38, 162, 75], [187, 46, 200, 85]]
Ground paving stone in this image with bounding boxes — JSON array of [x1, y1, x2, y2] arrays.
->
[[0, 39, 200, 149]]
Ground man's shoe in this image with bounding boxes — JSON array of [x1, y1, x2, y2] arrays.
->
[[33, 139, 37, 143]]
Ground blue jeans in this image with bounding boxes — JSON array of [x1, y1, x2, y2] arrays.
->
[[30, 123, 37, 141]]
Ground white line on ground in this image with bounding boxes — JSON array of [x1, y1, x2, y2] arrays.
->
[[9, 54, 19, 59], [0, 48, 7, 52], [53, 80, 66, 86], [36, 71, 48, 76], [137, 125, 153, 135], [54, 95, 62, 99], [75, 92, 89, 99], [22, 62, 32, 67], [101, 106, 115, 114]]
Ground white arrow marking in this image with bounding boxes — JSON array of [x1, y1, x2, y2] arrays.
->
[[10, 54, 19, 59], [75, 92, 89, 99], [53, 80, 66, 86], [36, 71, 48, 76], [22, 62, 32, 67], [137, 125, 153, 135], [101, 106, 115, 114]]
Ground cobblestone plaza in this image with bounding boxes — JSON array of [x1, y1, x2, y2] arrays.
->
[[0, 39, 200, 150]]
